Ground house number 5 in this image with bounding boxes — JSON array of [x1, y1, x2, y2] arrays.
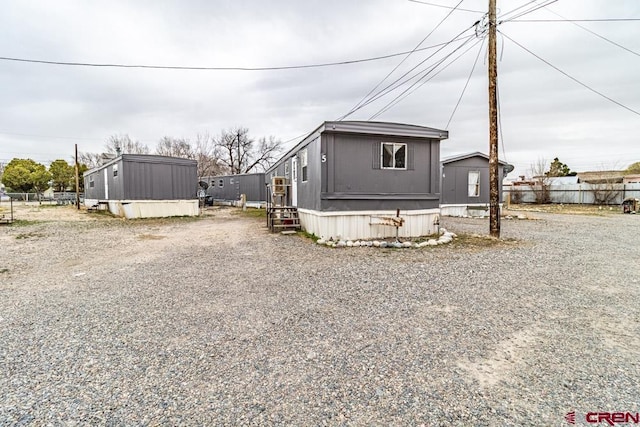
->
[[321, 153, 327, 163]]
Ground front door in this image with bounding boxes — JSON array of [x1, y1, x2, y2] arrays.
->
[[104, 169, 109, 199], [291, 157, 298, 207]]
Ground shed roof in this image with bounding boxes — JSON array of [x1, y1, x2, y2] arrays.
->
[[267, 120, 448, 174], [441, 151, 510, 165], [576, 170, 624, 184], [84, 154, 197, 176]]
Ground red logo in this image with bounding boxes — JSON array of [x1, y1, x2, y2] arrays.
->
[[586, 412, 640, 425], [565, 411, 576, 424]]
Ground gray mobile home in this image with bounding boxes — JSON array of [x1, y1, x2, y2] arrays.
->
[[203, 173, 266, 206], [440, 152, 512, 217], [84, 154, 198, 218], [266, 121, 448, 240]]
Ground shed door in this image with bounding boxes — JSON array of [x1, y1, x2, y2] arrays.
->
[[104, 169, 109, 199], [291, 157, 298, 207]]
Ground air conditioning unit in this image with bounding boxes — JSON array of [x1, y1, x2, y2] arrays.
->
[[272, 176, 286, 196]]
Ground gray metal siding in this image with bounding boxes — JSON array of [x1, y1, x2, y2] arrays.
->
[[206, 173, 266, 201], [297, 137, 321, 211], [84, 155, 197, 201], [441, 156, 504, 205], [320, 132, 440, 211]]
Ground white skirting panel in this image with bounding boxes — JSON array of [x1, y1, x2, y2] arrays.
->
[[440, 204, 502, 217], [85, 199, 199, 218], [297, 208, 441, 241]]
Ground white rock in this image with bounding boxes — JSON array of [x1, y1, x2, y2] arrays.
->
[[417, 241, 429, 248], [346, 241, 353, 247], [337, 240, 346, 247], [373, 241, 380, 247], [380, 242, 388, 248], [427, 239, 438, 246], [402, 241, 413, 248], [317, 239, 326, 245], [365, 241, 373, 247]]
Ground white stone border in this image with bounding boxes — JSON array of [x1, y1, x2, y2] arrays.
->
[[315, 228, 457, 248]]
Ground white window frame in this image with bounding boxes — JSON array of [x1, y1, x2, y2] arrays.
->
[[381, 142, 407, 170], [113, 164, 118, 178], [284, 162, 290, 178], [468, 171, 480, 197], [300, 149, 308, 182], [89, 175, 94, 188]]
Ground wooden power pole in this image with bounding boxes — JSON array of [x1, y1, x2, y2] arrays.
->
[[75, 143, 80, 210], [488, 0, 500, 238]]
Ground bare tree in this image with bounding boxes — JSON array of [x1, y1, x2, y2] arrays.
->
[[193, 133, 224, 178], [106, 134, 149, 155], [529, 158, 551, 204], [77, 152, 103, 169], [156, 137, 194, 158], [215, 127, 283, 174]]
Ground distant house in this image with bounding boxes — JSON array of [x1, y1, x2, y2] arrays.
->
[[203, 173, 266, 206], [440, 152, 512, 217], [577, 170, 625, 184], [266, 121, 448, 240], [83, 154, 198, 218]]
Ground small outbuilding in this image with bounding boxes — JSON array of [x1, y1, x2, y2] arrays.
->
[[84, 154, 198, 218], [266, 121, 448, 240], [203, 173, 266, 207], [440, 152, 512, 217]]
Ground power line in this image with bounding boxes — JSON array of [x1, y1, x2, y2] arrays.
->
[[0, 38, 480, 72], [344, 0, 469, 120], [508, 18, 640, 22], [499, 0, 559, 23], [407, 0, 484, 14], [445, 38, 485, 129], [369, 36, 481, 120], [364, 34, 477, 120], [337, 26, 478, 120], [541, 10, 640, 58], [499, 30, 640, 118]]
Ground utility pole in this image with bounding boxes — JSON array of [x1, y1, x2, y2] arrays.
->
[[237, 130, 241, 174], [75, 143, 80, 210], [488, 0, 500, 238]]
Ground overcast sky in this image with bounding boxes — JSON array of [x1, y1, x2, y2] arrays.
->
[[1, 0, 638, 178]]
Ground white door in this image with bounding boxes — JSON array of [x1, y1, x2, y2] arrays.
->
[[104, 169, 109, 199], [291, 157, 298, 207]]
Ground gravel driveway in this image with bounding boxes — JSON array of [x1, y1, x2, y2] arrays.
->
[[0, 206, 638, 426]]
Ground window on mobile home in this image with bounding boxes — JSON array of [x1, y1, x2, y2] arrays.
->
[[381, 143, 406, 169], [468, 171, 480, 197], [300, 149, 308, 182]]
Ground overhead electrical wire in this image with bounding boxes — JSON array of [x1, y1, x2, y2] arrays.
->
[[499, 0, 559, 23], [337, 25, 478, 120], [342, 0, 469, 120], [407, 0, 484, 14], [508, 18, 640, 22], [369, 36, 482, 120], [445, 38, 486, 129], [0, 37, 476, 72], [540, 10, 640, 57], [499, 30, 640, 117]]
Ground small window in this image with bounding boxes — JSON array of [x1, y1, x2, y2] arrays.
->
[[468, 171, 480, 197], [381, 143, 406, 169], [219, 179, 224, 188], [300, 150, 308, 182], [113, 164, 118, 178], [230, 178, 234, 185], [284, 162, 289, 178], [89, 176, 94, 188]]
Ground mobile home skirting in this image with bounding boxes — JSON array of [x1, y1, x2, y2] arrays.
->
[[439, 203, 503, 217], [297, 208, 441, 240], [84, 199, 199, 219]]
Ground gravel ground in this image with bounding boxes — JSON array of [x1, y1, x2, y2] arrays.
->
[[0, 205, 638, 426]]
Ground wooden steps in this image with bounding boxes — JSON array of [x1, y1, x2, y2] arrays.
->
[[268, 206, 301, 233]]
